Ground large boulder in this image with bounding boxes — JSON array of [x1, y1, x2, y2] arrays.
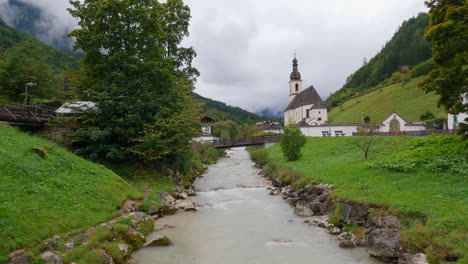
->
[[366, 228, 402, 258], [398, 253, 428, 264], [342, 202, 370, 226], [293, 201, 314, 216], [372, 216, 402, 229], [41, 252, 62, 264]]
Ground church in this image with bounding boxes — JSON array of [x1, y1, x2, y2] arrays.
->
[[283, 57, 426, 137], [284, 57, 328, 126]]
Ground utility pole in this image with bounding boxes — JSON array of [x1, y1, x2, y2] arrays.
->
[[24, 83, 34, 105]]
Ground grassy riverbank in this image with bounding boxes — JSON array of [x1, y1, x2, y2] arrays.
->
[[266, 136, 468, 263], [0, 126, 144, 262]]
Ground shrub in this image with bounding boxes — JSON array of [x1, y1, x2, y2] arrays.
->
[[410, 59, 436, 78], [248, 147, 269, 166], [280, 125, 307, 161], [200, 147, 219, 165]]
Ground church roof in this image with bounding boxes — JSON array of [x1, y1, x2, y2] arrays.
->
[[284, 85, 327, 111]]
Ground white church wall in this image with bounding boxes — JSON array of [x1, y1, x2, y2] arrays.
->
[[300, 125, 359, 137]]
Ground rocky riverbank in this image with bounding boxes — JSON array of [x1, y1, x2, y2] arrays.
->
[[261, 170, 429, 264], [7, 184, 196, 264]]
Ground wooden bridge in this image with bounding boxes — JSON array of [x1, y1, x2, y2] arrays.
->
[[0, 101, 56, 127], [209, 134, 282, 149]]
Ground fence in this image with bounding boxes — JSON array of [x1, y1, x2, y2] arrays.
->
[[352, 129, 458, 137]]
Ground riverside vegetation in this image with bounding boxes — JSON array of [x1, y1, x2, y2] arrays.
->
[[0, 125, 224, 263], [249, 135, 468, 263]]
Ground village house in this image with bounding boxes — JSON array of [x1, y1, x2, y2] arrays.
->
[[283, 57, 426, 137], [256, 121, 283, 134], [447, 93, 468, 130]]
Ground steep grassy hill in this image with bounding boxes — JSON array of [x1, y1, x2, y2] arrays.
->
[[0, 125, 142, 262], [328, 77, 445, 124], [266, 136, 468, 262], [327, 13, 432, 108]]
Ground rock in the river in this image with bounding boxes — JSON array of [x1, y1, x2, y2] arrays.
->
[[398, 253, 428, 264], [148, 205, 159, 215], [329, 227, 341, 235], [371, 216, 402, 229], [293, 201, 314, 216], [145, 235, 172, 246], [337, 232, 356, 241], [339, 241, 357, 248], [366, 228, 402, 258], [174, 200, 196, 212], [41, 252, 62, 264]]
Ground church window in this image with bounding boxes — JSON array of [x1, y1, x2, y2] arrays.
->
[[295, 83, 299, 92], [318, 118, 322, 121], [306, 109, 310, 118]]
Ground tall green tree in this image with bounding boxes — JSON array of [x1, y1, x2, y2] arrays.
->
[[0, 38, 64, 103], [421, 0, 467, 138], [68, 0, 199, 160]]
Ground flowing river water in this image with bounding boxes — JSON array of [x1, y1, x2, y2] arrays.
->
[[133, 148, 384, 264]]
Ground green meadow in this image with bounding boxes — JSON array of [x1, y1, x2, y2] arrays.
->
[[328, 77, 446, 124], [267, 136, 468, 263]]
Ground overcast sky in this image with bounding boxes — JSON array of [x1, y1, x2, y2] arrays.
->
[[0, 0, 428, 115]]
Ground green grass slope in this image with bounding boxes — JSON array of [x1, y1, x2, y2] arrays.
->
[[0, 126, 142, 262], [328, 77, 446, 124], [267, 136, 468, 262]]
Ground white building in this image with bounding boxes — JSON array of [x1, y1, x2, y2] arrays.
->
[[283, 57, 426, 137], [448, 93, 468, 130], [284, 57, 328, 126]]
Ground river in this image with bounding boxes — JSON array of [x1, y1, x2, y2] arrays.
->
[[133, 147, 383, 264]]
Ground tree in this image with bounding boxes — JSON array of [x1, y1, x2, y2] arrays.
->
[[0, 38, 63, 103], [280, 124, 307, 161], [421, 0, 467, 138], [68, 0, 199, 161], [243, 123, 264, 137], [355, 128, 374, 159]]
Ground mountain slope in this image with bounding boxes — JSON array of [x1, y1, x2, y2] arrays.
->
[[328, 77, 445, 124], [193, 92, 280, 124], [0, 18, 78, 70], [327, 13, 433, 108]]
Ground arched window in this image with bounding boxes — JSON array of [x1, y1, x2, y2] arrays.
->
[[295, 83, 299, 92]]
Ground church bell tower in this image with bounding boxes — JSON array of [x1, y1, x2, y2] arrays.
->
[[289, 56, 302, 102]]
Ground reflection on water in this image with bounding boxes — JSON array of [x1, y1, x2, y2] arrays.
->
[[133, 148, 383, 264]]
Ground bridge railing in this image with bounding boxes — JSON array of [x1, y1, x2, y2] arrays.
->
[[0, 101, 56, 124], [208, 134, 282, 148]]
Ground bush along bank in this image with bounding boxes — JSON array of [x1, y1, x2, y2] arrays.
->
[[247, 147, 430, 264]]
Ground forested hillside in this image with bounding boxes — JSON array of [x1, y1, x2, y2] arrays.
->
[[193, 92, 280, 124], [327, 13, 433, 108]]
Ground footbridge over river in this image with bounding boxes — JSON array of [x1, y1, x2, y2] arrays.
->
[[209, 134, 282, 149]]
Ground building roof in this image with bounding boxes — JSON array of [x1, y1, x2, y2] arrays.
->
[[56, 101, 97, 114], [284, 85, 327, 111], [257, 121, 282, 130]]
